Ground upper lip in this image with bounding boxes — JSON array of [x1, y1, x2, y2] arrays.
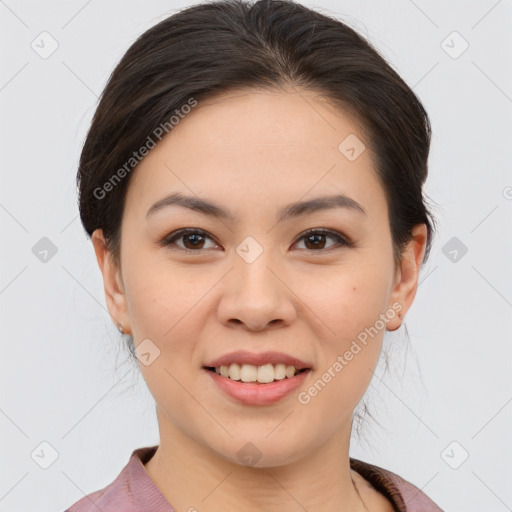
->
[[204, 350, 312, 370]]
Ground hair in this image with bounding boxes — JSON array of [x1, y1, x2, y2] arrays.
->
[[77, 0, 436, 439]]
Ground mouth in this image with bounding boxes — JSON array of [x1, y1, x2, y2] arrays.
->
[[203, 364, 310, 385], [202, 350, 313, 404], [203, 363, 311, 405]]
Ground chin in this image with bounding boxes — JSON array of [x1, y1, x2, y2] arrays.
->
[[209, 432, 309, 469]]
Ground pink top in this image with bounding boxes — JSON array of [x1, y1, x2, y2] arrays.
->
[[63, 445, 444, 511]]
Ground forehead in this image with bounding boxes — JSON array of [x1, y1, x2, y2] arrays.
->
[[124, 87, 386, 221]]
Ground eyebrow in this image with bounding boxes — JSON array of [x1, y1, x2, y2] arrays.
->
[[146, 192, 367, 222]]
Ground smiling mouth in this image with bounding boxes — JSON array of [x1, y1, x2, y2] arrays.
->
[[203, 363, 310, 384]]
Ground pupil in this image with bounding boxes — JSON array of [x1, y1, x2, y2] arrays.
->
[[185, 234, 203, 248], [306, 234, 325, 249]]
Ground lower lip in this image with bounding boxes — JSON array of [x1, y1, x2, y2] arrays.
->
[[204, 368, 311, 405]]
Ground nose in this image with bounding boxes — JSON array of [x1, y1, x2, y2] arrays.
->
[[216, 250, 297, 332]]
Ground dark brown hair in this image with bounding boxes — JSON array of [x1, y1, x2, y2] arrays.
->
[[78, 0, 435, 268], [77, 0, 436, 424]]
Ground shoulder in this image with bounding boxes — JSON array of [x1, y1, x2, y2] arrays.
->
[[63, 463, 133, 512], [63, 446, 168, 512], [350, 457, 445, 512]]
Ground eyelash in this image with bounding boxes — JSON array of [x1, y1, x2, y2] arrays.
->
[[160, 228, 352, 254]]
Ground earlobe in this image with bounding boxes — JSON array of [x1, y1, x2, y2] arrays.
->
[[91, 228, 131, 334], [386, 224, 428, 332]]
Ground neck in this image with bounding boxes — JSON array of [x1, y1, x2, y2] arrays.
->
[[144, 409, 366, 512]]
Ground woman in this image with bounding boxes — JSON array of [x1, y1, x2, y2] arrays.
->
[[65, 0, 442, 510]]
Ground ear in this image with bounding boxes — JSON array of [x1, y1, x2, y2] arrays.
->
[[91, 228, 131, 335], [386, 224, 427, 332]]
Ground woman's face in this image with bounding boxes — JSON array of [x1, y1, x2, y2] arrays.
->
[[93, 87, 425, 467]]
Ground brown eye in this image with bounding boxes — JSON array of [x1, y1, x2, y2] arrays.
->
[[294, 229, 350, 251], [162, 229, 219, 251], [161, 228, 350, 253]]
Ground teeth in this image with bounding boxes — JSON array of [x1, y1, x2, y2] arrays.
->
[[215, 363, 302, 383], [257, 364, 274, 383], [274, 363, 287, 380], [228, 363, 241, 381], [285, 365, 296, 378]]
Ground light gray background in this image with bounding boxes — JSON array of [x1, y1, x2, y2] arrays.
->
[[1, 1, 511, 511]]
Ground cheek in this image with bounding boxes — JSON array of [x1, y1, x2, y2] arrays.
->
[[123, 253, 211, 342], [305, 263, 393, 344], [299, 264, 391, 401], [123, 260, 210, 421]]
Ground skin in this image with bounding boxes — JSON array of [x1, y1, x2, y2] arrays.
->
[[92, 86, 427, 512]]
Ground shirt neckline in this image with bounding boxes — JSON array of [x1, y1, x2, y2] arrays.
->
[[125, 445, 406, 512]]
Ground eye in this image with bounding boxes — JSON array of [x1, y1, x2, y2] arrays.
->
[[161, 229, 220, 251], [160, 228, 351, 253], [292, 229, 350, 251]]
